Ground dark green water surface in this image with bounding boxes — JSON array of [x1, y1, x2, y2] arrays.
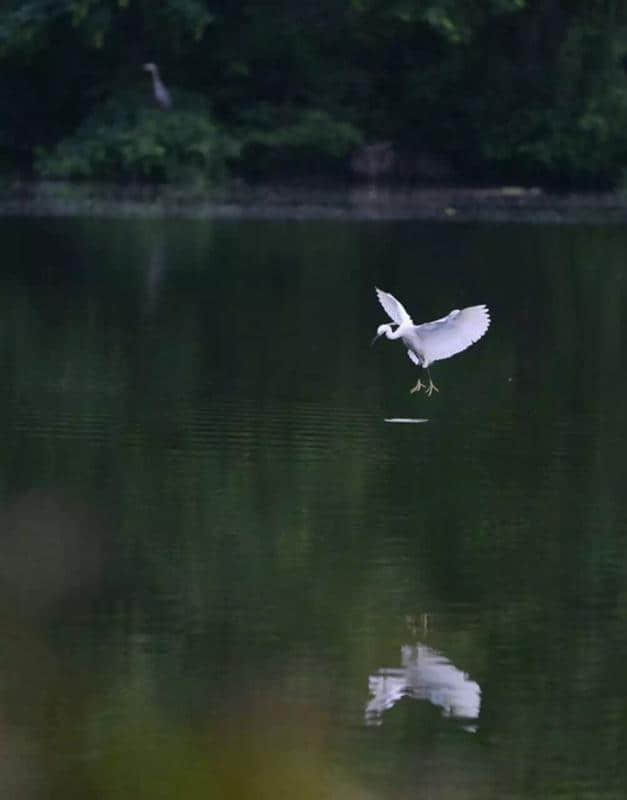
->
[[2, 217, 627, 798]]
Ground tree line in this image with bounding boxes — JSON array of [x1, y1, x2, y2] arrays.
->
[[1, 0, 627, 187]]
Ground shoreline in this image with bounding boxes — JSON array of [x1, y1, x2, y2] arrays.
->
[[2, 181, 627, 223]]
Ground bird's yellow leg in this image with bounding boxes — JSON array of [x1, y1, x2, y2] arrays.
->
[[410, 378, 425, 394], [425, 378, 439, 397], [424, 369, 439, 397]]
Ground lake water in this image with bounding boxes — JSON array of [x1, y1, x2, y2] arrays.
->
[[1, 216, 627, 798]]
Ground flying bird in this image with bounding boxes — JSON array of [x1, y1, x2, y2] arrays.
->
[[143, 62, 172, 109], [372, 287, 490, 396]]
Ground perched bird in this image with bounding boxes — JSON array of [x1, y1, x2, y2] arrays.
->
[[372, 287, 490, 396], [143, 62, 172, 109]]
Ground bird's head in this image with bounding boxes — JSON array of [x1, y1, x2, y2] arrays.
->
[[371, 323, 394, 346], [143, 63, 157, 73]]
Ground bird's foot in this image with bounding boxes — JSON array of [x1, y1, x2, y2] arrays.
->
[[425, 378, 439, 397], [410, 378, 439, 396]]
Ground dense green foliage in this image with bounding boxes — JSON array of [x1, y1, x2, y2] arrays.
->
[[36, 92, 239, 182], [2, 0, 627, 186]]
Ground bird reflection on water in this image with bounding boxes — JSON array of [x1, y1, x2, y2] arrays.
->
[[365, 642, 481, 732]]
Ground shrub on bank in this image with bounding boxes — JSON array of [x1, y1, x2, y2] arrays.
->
[[35, 92, 240, 183], [236, 106, 364, 179], [35, 94, 364, 185]]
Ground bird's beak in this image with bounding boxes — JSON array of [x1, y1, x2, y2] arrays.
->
[[370, 331, 382, 347]]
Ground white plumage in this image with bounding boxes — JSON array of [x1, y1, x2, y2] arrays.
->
[[373, 287, 490, 395], [409, 305, 491, 364], [375, 287, 413, 325]]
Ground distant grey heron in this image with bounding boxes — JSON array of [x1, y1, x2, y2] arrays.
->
[[372, 287, 490, 396], [143, 62, 172, 109]]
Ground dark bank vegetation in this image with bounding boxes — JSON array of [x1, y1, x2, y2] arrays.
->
[[2, 0, 627, 188]]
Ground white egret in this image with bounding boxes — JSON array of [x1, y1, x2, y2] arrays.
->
[[372, 287, 490, 396]]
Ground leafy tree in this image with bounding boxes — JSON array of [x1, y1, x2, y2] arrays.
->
[[2, 0, 627, 186]]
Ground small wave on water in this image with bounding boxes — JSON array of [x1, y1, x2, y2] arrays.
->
[[384, 417, 429, 424]]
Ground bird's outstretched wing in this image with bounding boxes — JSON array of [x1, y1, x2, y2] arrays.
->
[[375, 288, 413, 325], [415, 305, 490, 364]]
